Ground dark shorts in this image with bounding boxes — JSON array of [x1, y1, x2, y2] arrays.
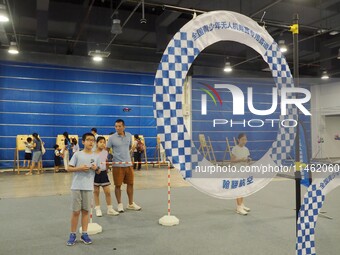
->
[[94, 171, 111, 186], [25, 153, 32, 160], [54, 157, 61, 166]]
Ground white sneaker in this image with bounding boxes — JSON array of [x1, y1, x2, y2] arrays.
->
[[117, 203, 124, 213], [95, 207, 102, 217], [107, 206, 119, 216], [25, 172, 32, 176], [126, 202, 142, 211], [236, 206, 248, 215], [242, 204, 251, 212]]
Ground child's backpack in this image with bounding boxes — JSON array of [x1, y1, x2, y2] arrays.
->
[[136, 139, 145, 153]]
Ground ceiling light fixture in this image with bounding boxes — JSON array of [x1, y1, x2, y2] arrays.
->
[[111, 12, 122, 34], [0, 4, 9, 23], [321, 70, 329, 80], [278, 40, 287, 53], [224, 61, 232, 73], [93, 55, 103, 62], [88, 50, 110, 62], [317, 28, 327, 34], [8, 42, 18, 54], [111, 18, 122, 34], [329, 31, 339, 36], [337, 48, 340, 60]]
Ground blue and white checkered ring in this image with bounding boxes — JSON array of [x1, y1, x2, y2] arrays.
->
[[153, 10, 297, 194], [296, 172, 340, 255]]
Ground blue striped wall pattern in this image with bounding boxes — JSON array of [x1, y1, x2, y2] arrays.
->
[[0, 61, 312, 168], [191, 77, 311, 161], [0, 62, 157, 168]]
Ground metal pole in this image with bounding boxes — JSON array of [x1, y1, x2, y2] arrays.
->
[[167, 161, 171, 216], [291, 13, 301, 234]]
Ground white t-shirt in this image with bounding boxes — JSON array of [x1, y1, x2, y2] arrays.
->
[[54, 149, 60, 157], [96, 149, 108, 171], [231, 145, 250, 166], [24, 142, 33, 153], [72, 143, 80, 153], [69, 151, 100, 191], [92, 134, 99, 152]]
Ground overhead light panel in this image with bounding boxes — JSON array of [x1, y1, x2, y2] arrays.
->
[[224, 61, 232, 73], [337, 48, 340, 60], [321, 70, 329, 80], [88, 50, 110, 62], [329, 31, 339, 36], [8, 42, 18, 54], [93, 56, 103, 62], [0, 4, 9, 22], [278, 40, 287, 53]]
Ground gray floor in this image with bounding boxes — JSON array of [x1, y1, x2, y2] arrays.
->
[[0, 180, 339, 255]]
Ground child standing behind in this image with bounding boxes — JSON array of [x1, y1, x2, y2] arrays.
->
[[66, 133, 101, 246], [63, 132, 71, 171], [72, 138, 80, 155], [133, 134, 143, 171], [231, 133, 251, 216], [94, 136, 119, 217], [54, 144, 62, 173], [23, 137, 33, 168]]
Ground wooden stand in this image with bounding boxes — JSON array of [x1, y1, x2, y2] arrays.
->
[[153, 135, 167, 168], [13, 135, 33, 174], [223, 137, 237, 162], [198, 134, 216, 163]]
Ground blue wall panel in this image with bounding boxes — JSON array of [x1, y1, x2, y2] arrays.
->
[[0, 62, 312, 168], [0, 62, 158, 168]]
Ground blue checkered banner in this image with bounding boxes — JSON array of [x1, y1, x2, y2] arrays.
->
[[297, 171, 340, 255], [153, 10, 298, 199]]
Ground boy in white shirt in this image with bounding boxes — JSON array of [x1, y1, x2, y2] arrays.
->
[[23, 137, 33, 168]]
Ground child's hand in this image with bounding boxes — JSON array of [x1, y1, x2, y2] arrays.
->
[[91, 164, 101, 174], [79, 165, 89, 171]]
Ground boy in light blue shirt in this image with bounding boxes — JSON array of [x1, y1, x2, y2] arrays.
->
[[66, 133, 101, 246]]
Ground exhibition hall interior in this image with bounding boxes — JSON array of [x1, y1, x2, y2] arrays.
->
[[0, 0, 340, 254]]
